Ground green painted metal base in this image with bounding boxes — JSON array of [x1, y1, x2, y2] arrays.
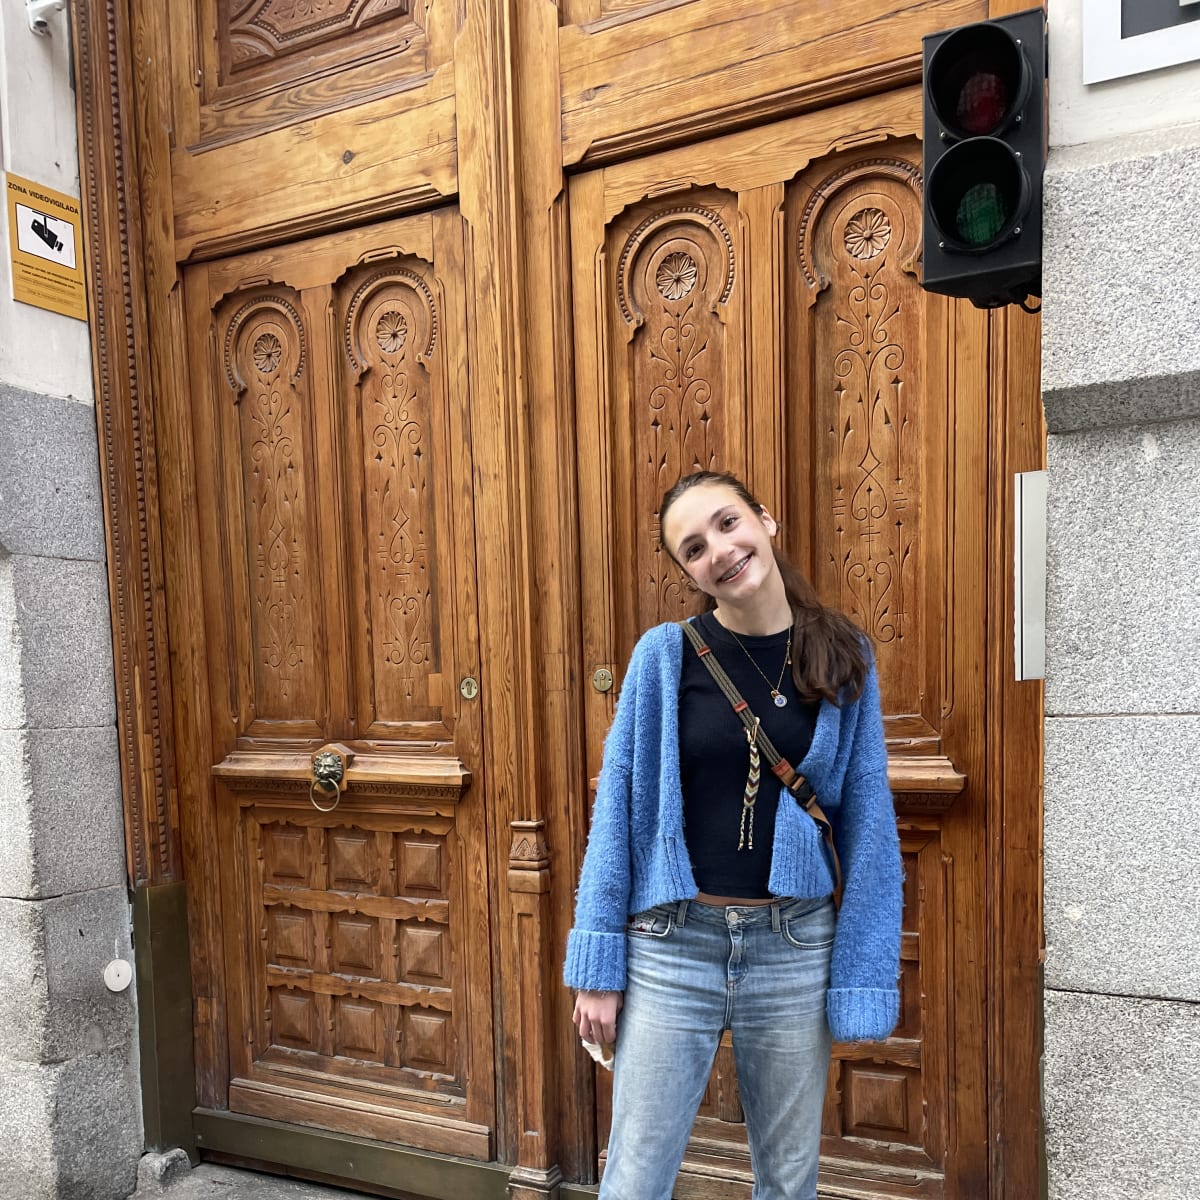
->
[[133, 882, 198, 1160], [194, 1110, 598, 1199]]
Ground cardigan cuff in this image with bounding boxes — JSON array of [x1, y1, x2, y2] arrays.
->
[[826, 987, 899, 1043], [563, 929, 627, 992]]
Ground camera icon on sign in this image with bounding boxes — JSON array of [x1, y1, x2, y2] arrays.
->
[[31, 214, 63, 253]]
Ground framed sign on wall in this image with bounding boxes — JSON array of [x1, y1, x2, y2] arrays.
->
[[1083, 0, 1200, 83]]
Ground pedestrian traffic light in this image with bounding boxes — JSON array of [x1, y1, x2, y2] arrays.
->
[[921, 9, 1047, 309]]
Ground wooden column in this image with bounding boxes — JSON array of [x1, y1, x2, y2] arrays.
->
[[71, 0, 182, 890], [984, 9, 1046, 1200], [455, 1, 572, 1191]]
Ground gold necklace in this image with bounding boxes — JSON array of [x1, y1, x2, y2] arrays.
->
[[726, 623, 793, 708]]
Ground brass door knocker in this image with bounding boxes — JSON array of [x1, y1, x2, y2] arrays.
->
[[310, 747, 347, 812]]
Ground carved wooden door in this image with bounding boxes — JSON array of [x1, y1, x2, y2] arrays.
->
[[91, 0, 1040, 1191], [573, 89, 990, 1200], [178, 209, 495, 1155]]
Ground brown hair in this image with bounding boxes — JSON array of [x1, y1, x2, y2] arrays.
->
[[658, 470, 868, 704]]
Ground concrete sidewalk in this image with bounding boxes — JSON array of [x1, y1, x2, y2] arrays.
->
[[127, 1154, 372, 1200]]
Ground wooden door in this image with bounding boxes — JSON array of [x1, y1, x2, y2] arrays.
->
[[573, 90, 989, 1200], [78, 0, 1042, 1195], [178, 210, 495, 1155]]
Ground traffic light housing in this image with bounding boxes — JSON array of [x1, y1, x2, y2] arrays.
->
[[921, 9, 1047, 309]]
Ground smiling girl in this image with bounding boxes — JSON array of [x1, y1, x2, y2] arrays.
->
[[564, 470, 902, 1200]]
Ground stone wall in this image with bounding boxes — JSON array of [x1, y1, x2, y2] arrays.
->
[[0, 5, 142, 1197], [1041, 113, 1200, 1200]]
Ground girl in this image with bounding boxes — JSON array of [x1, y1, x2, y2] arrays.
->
[[564, 470, 902, 1200]]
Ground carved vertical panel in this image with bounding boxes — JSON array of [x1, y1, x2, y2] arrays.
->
[[340, 263, 445, 733], [609, 194, 740, 634], [789, 151, 938, 745], [223, 292, 323, 729]]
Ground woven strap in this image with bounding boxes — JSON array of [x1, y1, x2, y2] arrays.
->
[[680, 618, 844, 907]]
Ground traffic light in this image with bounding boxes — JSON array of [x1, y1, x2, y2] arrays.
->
[[921, 9, 1047, 309]]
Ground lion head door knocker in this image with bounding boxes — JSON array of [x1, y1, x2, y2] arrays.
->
[[309, 744, 351, 813]]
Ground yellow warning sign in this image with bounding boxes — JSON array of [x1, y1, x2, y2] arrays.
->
[[5, 172, 86, 321]]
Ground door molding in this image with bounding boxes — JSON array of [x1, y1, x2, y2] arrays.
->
[[72, 0, 183, 893]]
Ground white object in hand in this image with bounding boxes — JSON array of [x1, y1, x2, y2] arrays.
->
[[581, 1039, 614, 1071]]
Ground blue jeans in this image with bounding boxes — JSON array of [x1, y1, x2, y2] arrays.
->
[[600, 896, 834, 1200]]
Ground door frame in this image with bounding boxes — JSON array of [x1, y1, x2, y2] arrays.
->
[[71, 0, 1044, 1195]]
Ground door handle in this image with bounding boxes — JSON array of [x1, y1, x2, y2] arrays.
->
[[309, 743, 352, 812]]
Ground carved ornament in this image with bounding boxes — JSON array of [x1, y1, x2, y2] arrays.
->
[[343, 266, 437, 377], [615, 204, 734, 329], [223, 292, 308, 393], [797, 156, 922, 296]]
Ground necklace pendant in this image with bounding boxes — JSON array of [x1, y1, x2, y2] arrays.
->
[[772, 692, 787, 708]]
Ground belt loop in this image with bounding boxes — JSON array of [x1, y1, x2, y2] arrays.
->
[[676, 899, 689, 927], [771, 901, 781, 932]]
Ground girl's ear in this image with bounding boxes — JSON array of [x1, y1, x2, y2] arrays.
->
[[759, 508, 779, 537]]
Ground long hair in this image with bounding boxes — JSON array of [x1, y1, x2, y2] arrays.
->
[[659, 470, 868, 704]]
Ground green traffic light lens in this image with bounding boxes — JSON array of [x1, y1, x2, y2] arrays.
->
[[929, 22, 1028, 139], [956, 182, 1006, 246], [927, 137, 1029, 253]]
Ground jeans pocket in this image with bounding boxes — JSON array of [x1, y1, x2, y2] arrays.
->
[[626, 905, 675, 939], [781, 900, 836, 950]]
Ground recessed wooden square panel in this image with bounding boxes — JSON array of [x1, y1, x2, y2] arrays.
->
[[216, 0, 415, 83], [403, 1006, 452, 1074], [333, 994, 385, 1063], [397, 921, 446, 985], [398, 836, 446, 895], [328, 827, 384, 894], [271, 986, 317, 1051], [330, 913, 381, 979], [843, 1064, 920, 1144], [261, 822, 312, 886], [195, 0, 431, 140], [266, 904, 313, 968]]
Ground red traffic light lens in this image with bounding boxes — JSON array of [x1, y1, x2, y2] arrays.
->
[[928, 23, 1029, 139], [956, 70, 1008, 136]]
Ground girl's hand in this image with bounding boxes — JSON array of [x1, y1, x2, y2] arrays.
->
[[573, 989, 623, 1047]]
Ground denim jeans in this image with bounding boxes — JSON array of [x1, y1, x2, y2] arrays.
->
[[600, 896, 834, 1200]]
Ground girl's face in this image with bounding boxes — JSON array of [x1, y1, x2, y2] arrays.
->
[[661, 483, 779, 605]]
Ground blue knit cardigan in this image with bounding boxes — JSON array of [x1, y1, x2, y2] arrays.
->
[[564, 620, 902, 1043]]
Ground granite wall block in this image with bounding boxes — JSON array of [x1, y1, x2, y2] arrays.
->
[[1045, 420, 1200, 715], [1045, 990, 1200, 1200], [1044, 715, 1200, 1001], [1042, 128, 1200, 433]]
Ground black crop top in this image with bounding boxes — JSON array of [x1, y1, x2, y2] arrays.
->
[[678, 611, 820, 898]]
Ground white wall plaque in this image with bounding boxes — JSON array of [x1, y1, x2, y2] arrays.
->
[[1084, 0, 1200, 83], [1014, 471, 1047, 683]]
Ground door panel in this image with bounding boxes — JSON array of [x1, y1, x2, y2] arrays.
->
[[182, 209, 494, 1157], [557, 0, 986, 166], [574, 94, 986, 1199], [165, 0, 457, 262]]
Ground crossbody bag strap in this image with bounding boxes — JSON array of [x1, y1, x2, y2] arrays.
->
[[680, 618, 844, 907]]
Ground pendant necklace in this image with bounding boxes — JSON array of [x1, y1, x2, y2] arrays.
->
[[727, 622, 793, 708]]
